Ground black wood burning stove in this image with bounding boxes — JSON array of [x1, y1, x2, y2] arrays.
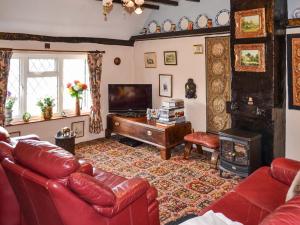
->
[[219, 128, 262, 177]]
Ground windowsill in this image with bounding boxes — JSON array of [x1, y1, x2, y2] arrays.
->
[[6, 112, 89, 127]]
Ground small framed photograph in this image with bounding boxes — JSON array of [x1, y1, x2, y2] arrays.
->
[[9, 131, 21, 138], [144, 52, 157, 68], [193, 44, 204, 54], [164, 51, 177, 65], [235, 8, 266, 39], [234, 43, 266, 72], [159, 74, 173, 98], [71, 121, 85, 138]]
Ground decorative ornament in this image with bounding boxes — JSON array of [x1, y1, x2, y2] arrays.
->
[[102, 0, 144, 19], [114, 57, 121, 65], [185, 79, 197, 99]]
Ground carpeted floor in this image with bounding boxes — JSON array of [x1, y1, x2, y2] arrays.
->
[[76, 138, 239, 225]]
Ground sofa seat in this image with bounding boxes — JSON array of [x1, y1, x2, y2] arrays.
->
[[234, 167, 288, 212], [200, 158, 300, 225]]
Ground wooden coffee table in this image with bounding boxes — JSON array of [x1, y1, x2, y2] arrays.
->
[[105, 114, 192, 160]]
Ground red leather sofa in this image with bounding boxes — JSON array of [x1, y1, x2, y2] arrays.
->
[[200, 157, 300, 225], [0, 137, 160, 225]]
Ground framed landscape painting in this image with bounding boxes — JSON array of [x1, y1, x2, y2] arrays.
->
[[235, 8, 266, 39], [144, 52, 157, 68], [287, 34, 300, 110], [71, 121, 85, 138], [164, 51, 177, 65], [159, 74, 173, 97], [234, 43, 266, 72]]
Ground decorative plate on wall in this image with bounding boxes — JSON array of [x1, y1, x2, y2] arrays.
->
[[178, 16, 190, 31], [162, 19, 173, 32], [293, 8, 300, 18], [216, 9, 230, 26], [195, 14, 208, 28], [148, 20, 159, 34]]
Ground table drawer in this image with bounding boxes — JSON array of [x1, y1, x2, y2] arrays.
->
[[110, 118, 165, 146]]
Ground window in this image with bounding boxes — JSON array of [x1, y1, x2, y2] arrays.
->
[[7, 54, 91, 119]]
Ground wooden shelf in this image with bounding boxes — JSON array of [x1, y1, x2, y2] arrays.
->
[[6, 112, 89, 127], [287, 19, 300, 28], [130, 26, 230, 42]]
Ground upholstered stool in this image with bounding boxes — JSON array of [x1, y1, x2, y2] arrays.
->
[[183, 132, 220, 168]]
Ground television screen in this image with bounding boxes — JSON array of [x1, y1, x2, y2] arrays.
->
[[108, 84, 152, 113]]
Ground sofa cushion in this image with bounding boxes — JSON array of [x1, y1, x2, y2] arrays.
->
[[200, 191, 270, 225], [68, 172, 116, 207], [260, 195, 300, 225], [14, 140, 80, 179], [234, 167, 288, 212], [286, 171, 300, 202]]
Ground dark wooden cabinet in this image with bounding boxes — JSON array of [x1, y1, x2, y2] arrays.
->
[[219, 128, 262, 177], [105, 114, 192, 160]]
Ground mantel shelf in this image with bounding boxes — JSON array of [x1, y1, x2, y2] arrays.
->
[[130, 26, 230, 42], [287, 18, 300, 29]]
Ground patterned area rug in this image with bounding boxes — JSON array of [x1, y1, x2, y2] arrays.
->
[[76, 138, 239, 225]]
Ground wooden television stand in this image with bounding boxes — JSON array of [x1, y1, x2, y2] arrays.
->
[[105, 114, 192, 160]]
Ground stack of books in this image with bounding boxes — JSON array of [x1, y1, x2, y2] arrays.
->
[[157, 99, 185, 126]]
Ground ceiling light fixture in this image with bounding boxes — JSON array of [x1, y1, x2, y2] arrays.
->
[[102, 0, 144, 20]]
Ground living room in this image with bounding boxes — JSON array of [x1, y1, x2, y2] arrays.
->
[[0, 0, 300, 225]]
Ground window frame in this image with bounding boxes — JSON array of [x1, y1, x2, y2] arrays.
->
[[9, 52, 90, 119]]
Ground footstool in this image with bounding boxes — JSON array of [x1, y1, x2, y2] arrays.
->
[[183, 132, 220, 168]]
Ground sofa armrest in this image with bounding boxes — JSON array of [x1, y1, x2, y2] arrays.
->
[[0, 141, 14, 161], [271, 157, 300, 185], [93, 178, 150, 217]]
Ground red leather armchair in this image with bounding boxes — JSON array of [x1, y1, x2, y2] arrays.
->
[[1, 139, 160, 225], [200, 157, 300, 225], [0, 127, 40, 225]]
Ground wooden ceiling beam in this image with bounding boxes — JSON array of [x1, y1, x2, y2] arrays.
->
[[97, 0, 160, 10], [145, 0, 178, 6]]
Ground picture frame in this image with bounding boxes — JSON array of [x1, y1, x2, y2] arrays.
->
[[193, 44, 204, 54], [71, 121, 85, 138], [164, 51, 177, 65], [159, 74, 173, 98], [287, 34, 300, 110], [9, 131, 21, 138], [234, 43, 266, 72], [144, 52, 157, 68], [235, 8, 266, 39]]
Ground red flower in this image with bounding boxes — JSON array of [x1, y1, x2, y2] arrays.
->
[[66, 83, 72, 88], [82, 84, 88, 90], [74, 80, 80, 84]]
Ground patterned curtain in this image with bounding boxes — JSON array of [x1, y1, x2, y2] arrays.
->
[[87, 52, 103, 134], [0, 49, 13, 126]]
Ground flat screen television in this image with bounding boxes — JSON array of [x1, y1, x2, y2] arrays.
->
[[108, 84, 152, 113]]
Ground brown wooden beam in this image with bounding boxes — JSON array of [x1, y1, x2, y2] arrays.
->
[[97, 0, 159, 10], [145, 0, 178, 6]]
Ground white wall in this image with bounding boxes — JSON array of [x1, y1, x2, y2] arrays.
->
[[286, 27, 300, 160], [133, 34, 229, 132], [0, 40, 135, 143], [0, 0, 152, 40]]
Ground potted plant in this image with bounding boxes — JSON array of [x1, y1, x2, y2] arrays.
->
[[37, 97, 55, 120], [5, 91, 16, 125], [66, 80, 88, 116]]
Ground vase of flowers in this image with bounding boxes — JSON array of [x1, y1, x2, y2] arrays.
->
[[37, 97, 55, 120], [67, 80, 88, 116], [5, 91, 16, 125]]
